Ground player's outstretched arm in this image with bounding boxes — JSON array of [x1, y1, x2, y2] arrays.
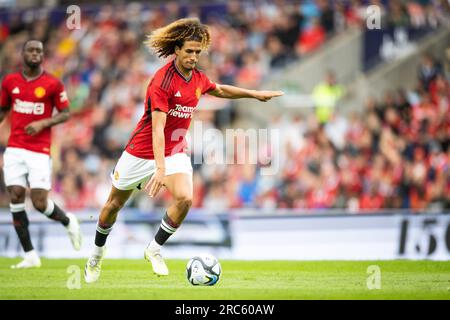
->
[[25, 108, 70, 136], [207, 84, 284, 102]]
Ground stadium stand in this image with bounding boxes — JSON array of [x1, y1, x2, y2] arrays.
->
[[0, 0, 449, 212]]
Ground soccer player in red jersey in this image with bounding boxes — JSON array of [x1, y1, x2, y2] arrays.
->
[[0, 40, 82, 269], [85, 18, 283, 282]]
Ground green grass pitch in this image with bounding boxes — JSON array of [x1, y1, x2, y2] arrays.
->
[[0, 258, 449, 299]]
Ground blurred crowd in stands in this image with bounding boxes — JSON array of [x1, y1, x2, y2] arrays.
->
[[0, 0, 449, 212], [268, 54, 449, 212]]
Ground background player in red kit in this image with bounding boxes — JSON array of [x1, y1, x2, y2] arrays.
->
[[85, 18, 283, 283], [0, 40, 82, 269]]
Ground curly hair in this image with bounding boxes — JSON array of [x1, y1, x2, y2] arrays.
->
[[144, 18, 211, 58]]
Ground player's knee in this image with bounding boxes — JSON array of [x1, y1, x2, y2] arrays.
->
[[8, 188, 26, 204], [105, 198, 125, 212], [31, 196, 47, 212], [10, 194, 25, 204], [32, 197, 48, 213], [175, 195, 192, 211]]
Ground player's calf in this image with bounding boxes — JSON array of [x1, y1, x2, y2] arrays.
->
[[35, 198, 70, 226], [10, 203, 34, 253], [34, 198, 82, 250]]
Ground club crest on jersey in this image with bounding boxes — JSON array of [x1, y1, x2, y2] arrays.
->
[[195, 88, 201, 99], [114, 170, 120, 181], [34, 87, 46, 98]]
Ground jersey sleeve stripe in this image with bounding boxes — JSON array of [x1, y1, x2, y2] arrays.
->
[[159, 66, 173, 89], [161, 66, 175, 91], [146, 96, 152, 113]]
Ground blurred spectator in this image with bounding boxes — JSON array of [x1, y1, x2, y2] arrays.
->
[[266, 34, 292, 69], [418, 53, 443, 91], [317, 0, 335, 35], [296, 17, 325, 55], [359, 182, 385, 210], [312, 71, 345, 124], [387, 0, 410, 28]]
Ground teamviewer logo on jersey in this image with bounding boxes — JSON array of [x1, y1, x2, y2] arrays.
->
[[168, 104, 194, 119], [174, 91, 182, 97], [13, 99, 45, 115]]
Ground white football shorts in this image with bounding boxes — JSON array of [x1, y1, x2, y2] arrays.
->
[[111, 151, 193, 191], [3, 147, 52, 190]]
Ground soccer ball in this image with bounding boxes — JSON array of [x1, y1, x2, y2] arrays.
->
[[186, 254, 221, 286]]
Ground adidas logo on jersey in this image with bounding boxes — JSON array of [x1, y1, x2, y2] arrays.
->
[[174, 91, 182, 97], [12, 87, 20, 94]]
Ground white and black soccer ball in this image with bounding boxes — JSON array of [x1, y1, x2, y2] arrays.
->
[[186, 254, 221, 286]]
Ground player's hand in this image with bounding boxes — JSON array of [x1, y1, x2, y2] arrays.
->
[[253, 90, 284, 102], [25, 120, 46, 136], [145, 167, 165, 198]]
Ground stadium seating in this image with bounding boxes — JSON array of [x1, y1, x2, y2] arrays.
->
[[0, 0, 449, 212]]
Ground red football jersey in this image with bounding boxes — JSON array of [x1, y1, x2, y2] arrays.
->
[[125, 60, 216, 159], [0, 71, 69, 154]]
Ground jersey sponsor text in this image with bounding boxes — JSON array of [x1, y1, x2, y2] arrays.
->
[[13, 99, 45, 115]]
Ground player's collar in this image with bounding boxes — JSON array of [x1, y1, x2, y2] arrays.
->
[[172, 60, 192, 83], [21, 69, 45, 82]]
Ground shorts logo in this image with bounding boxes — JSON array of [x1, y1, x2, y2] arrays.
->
[[34, 87, 46, 98], [195, 88, 201, 99], [114, 171, 120, 180]]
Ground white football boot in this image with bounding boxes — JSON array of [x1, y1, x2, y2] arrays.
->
[[11, 250, 41, 269], [84, 246, 106, 283], [144, 245, 169, 276], [65, 213, 82, 251]]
